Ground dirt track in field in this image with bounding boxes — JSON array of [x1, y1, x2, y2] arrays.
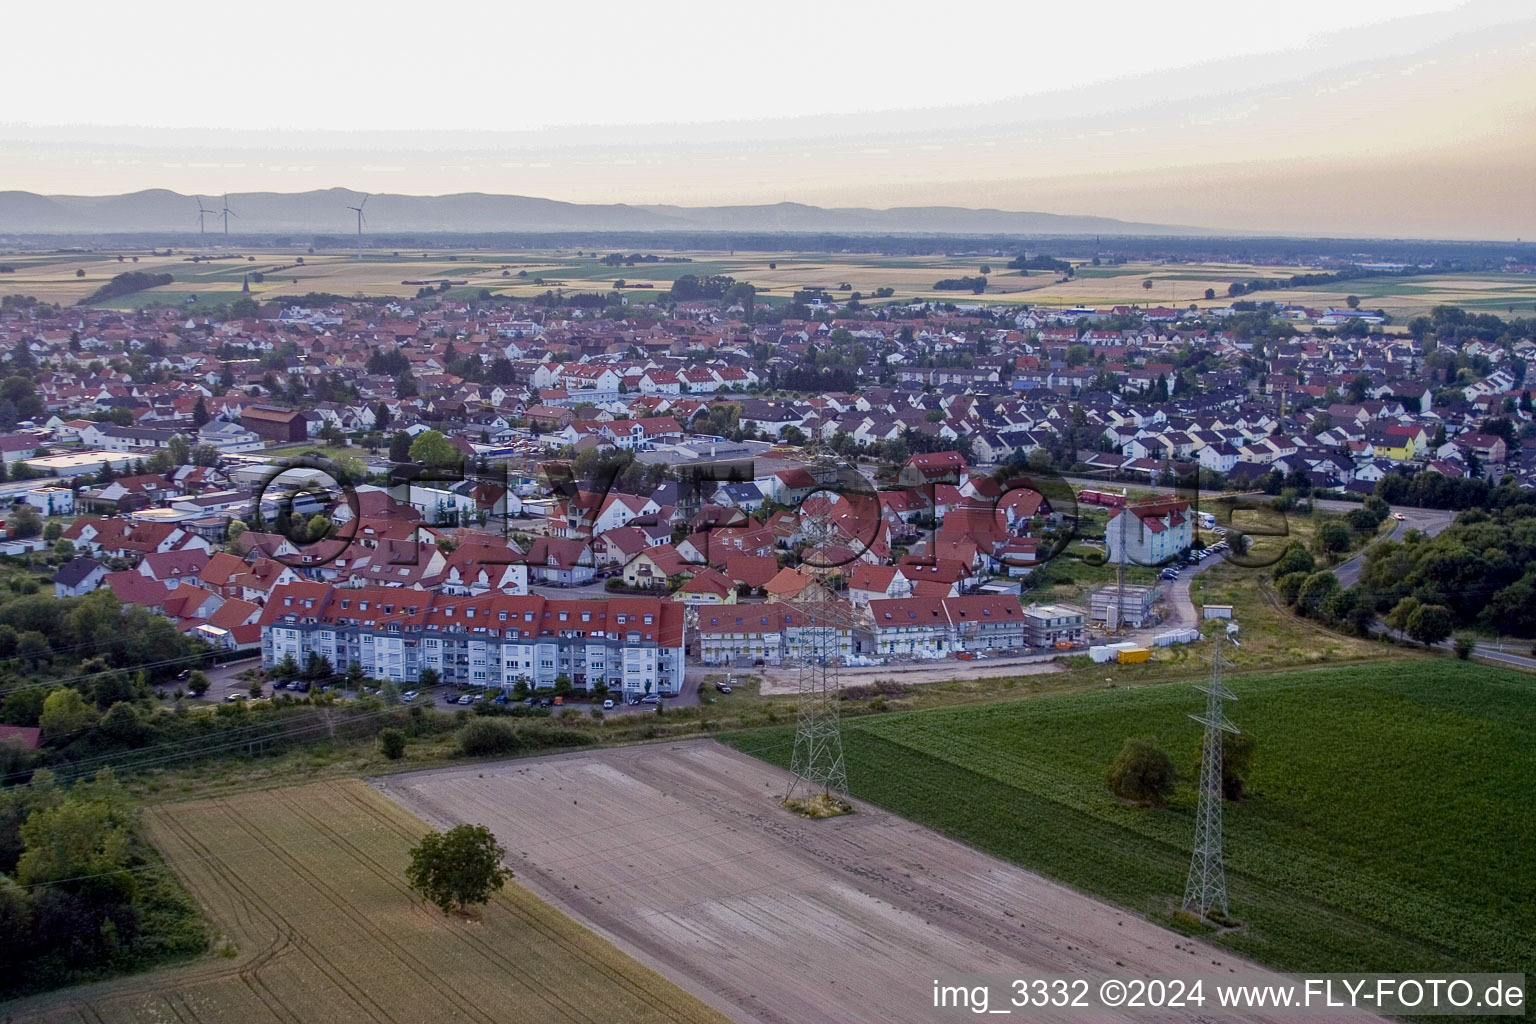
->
[[754, 654, 1064, 694], [377, 740, 1380, 1024]]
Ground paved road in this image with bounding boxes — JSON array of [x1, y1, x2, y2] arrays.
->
[[1377, 624, 1536, 671], [1330, 506, 1453, 588], [1463, 643, 1536, 670], [1151, 503, 1452, 635]]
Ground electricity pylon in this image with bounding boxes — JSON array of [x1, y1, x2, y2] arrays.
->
[[785, 490, 849, 799], [1184, 622, 1239, 918]]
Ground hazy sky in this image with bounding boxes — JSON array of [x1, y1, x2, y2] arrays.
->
[[3, 0, 1534, 238]]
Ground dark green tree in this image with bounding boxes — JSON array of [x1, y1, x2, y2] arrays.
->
[[1106, 737, 1176, 807], [405, 824, 513, 914]]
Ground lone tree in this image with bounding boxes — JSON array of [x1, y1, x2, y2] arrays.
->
[[406, 824, 513, 915], [1106, 737, 1176, 807]]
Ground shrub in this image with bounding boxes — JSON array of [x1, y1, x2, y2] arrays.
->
[[457, 718, 521, 756], [1453, 637, 1475, 660], [379, 727, 406, 759], [1106, 737, 1176, 806]]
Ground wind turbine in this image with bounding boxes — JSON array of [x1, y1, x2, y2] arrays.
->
[[219, 194, 237, 244], [347, 194, 369, 258], [194, 196, 213, 247]]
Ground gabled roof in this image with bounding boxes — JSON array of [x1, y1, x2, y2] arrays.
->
[[54, 556, 107, 587]]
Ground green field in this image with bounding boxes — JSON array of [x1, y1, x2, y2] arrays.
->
[[724, 660, 1535, 976]]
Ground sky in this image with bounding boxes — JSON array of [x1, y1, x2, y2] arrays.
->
[[3, 0, 1534, 238]]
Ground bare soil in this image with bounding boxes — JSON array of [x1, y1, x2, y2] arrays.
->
[[376, 741, 1380, 1024]]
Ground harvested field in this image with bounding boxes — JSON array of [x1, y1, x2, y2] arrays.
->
[[1, 780, 728, 1024], [377, 741, 1379, 1024], [7, 247, 1532, 317]]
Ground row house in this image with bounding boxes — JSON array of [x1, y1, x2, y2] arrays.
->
[[698, 605, 855, 666], [869, 595, 1026, 656]]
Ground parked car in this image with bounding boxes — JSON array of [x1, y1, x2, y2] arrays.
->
[[524, 697, 538, 706], [293, 681, 311, 693], [401, 690, 419, 703], [602, 699, 615, 710], [272, 679, 288, 690], [715, 683, 732, 694], [224, 692, 246, 702], [640, 693, 660, 704], [539, 698, 552, 707]]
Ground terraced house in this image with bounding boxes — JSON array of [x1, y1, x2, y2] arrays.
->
[[868, 595, 1026, 656], [259, 583, 685, 698]]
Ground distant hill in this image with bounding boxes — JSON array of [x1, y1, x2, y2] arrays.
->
[[0, 188, 1210, 237]]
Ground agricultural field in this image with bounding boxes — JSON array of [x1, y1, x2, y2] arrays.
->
[[1, 780, 729, 1024], [4, 246, 1534, 317], [379, 742, 1348, 1024], [725, 660, 1536, 979]]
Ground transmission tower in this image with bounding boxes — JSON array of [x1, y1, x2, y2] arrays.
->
[[1184, 622, 1240, 918], [785, 473, 850, 799], [786, 596, 848, 798], [1113, 500, 1129, 633]]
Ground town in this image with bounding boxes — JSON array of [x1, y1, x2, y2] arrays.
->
[[2, 249, 1534, 1020], [0, 275, 1528, 696]]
